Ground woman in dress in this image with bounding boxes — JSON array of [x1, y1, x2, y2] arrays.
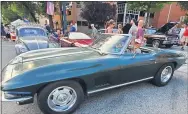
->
[[134, 20, 145, 53]]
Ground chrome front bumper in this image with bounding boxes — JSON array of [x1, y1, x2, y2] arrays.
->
[[1, 91, 33, 104], [162, 40, 179, 45]]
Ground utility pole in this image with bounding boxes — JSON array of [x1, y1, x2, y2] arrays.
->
[[123, 3, 127, 26], [62, 2, 67, 34]]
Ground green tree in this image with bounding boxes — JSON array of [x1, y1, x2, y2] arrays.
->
[[2, 1, 46, 23], [128, 1, 171, 26], [177, 2, 188, 24], [177, 2, 188, 11], [80, 2, 116, 25]]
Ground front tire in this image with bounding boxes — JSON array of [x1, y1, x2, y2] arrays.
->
[[152, 63, 174, 87], [37, 80, 84, 114]]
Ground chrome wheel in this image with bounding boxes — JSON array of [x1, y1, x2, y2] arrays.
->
[[161, 66, 172, 83], [47, 86, 77, 112], [153, 40, 160, 48]]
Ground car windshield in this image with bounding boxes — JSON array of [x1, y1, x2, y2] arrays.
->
[[69, 32, 91, 39], [19, 28, 46, 37], [91, 34, 129, 53]]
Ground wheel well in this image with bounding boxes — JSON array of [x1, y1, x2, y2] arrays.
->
[[172, 62, 177, 68], [71, 78, 87, 95], [36, 78, 88, 96]]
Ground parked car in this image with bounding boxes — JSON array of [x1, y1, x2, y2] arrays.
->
[[144, 28, 157, 35], [2, 33, 186, 114], [15, 25, 60, 55], [60, 32, 93, 47], [145, 22, 184, 48]]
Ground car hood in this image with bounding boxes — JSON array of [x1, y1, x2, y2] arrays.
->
[[155, 22, 177, 34], [3, 47, 101, 79], [20, 36, 49, 50], [19, 47, 98, 62]]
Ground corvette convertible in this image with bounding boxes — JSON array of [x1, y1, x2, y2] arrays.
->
[[1, 34, 186, 114]]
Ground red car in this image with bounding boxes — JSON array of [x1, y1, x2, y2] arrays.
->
[[60, 32, 93, 47]]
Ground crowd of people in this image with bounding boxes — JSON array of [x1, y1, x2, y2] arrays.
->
[[2, 18, 188, 52], [101, 19, 146, 53]]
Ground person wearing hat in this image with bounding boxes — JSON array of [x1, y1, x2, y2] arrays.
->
[[181, 23, 188, 50]]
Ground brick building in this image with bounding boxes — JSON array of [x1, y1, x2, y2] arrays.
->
[[152, 2, 187, 28]]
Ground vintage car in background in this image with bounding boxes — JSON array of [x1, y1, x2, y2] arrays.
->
[[144, 28, 157, 35], [15, 25, 60, 55], [2, 33, 186, 114], [145, 22, 184, 48], [60, 32, 93, 47]]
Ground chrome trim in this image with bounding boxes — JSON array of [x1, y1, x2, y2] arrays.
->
[[23, 51, 93, 62], [87, 77, 154, 94], [1, 91, 33, 102]]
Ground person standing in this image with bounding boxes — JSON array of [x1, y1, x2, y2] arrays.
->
[[122, 23, 131, 34], [70, 22, 76, 32], [1, 23, 6, 40], [74, 22, 78, 32], [129, 19, 138, 45], [117, 24, 123, 34], [91, 24, 98, 38], [134, 20, 145, 52], [181, 23, 188, 50], [105, 19, 115, 33], [87, 25, 93, 37]]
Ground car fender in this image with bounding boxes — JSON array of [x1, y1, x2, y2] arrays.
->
[[2, 58, 123, 93]]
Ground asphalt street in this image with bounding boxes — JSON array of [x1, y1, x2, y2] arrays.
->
[[0, 40, 188, 114]]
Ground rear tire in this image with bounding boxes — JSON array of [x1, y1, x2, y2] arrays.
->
[[152, 63, 174, 87], [37, 80, 84, 114]]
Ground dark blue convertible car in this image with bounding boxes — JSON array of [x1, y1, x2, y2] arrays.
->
[[1, 34, 186, 114]]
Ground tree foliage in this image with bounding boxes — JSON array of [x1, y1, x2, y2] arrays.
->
[[177, 2, 188, 11], [80, 2, 116, 24], [127, 1, 170, 26], [1, 1, 46, 24]]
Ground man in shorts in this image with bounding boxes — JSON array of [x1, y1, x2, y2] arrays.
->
[[181, 23, 188, 50]]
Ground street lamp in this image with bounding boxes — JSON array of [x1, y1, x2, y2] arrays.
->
[[62, 2, 67, 34]]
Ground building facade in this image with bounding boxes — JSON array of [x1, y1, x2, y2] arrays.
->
[[152, 2, 187, 28], [117, 2, 187, 28]]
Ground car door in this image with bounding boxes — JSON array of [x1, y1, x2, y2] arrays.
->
[[116, 53, 159, 84]]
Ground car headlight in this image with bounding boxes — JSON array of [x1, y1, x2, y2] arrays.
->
[[11, 56, 23, 64], [2, 65, 15, 83]]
